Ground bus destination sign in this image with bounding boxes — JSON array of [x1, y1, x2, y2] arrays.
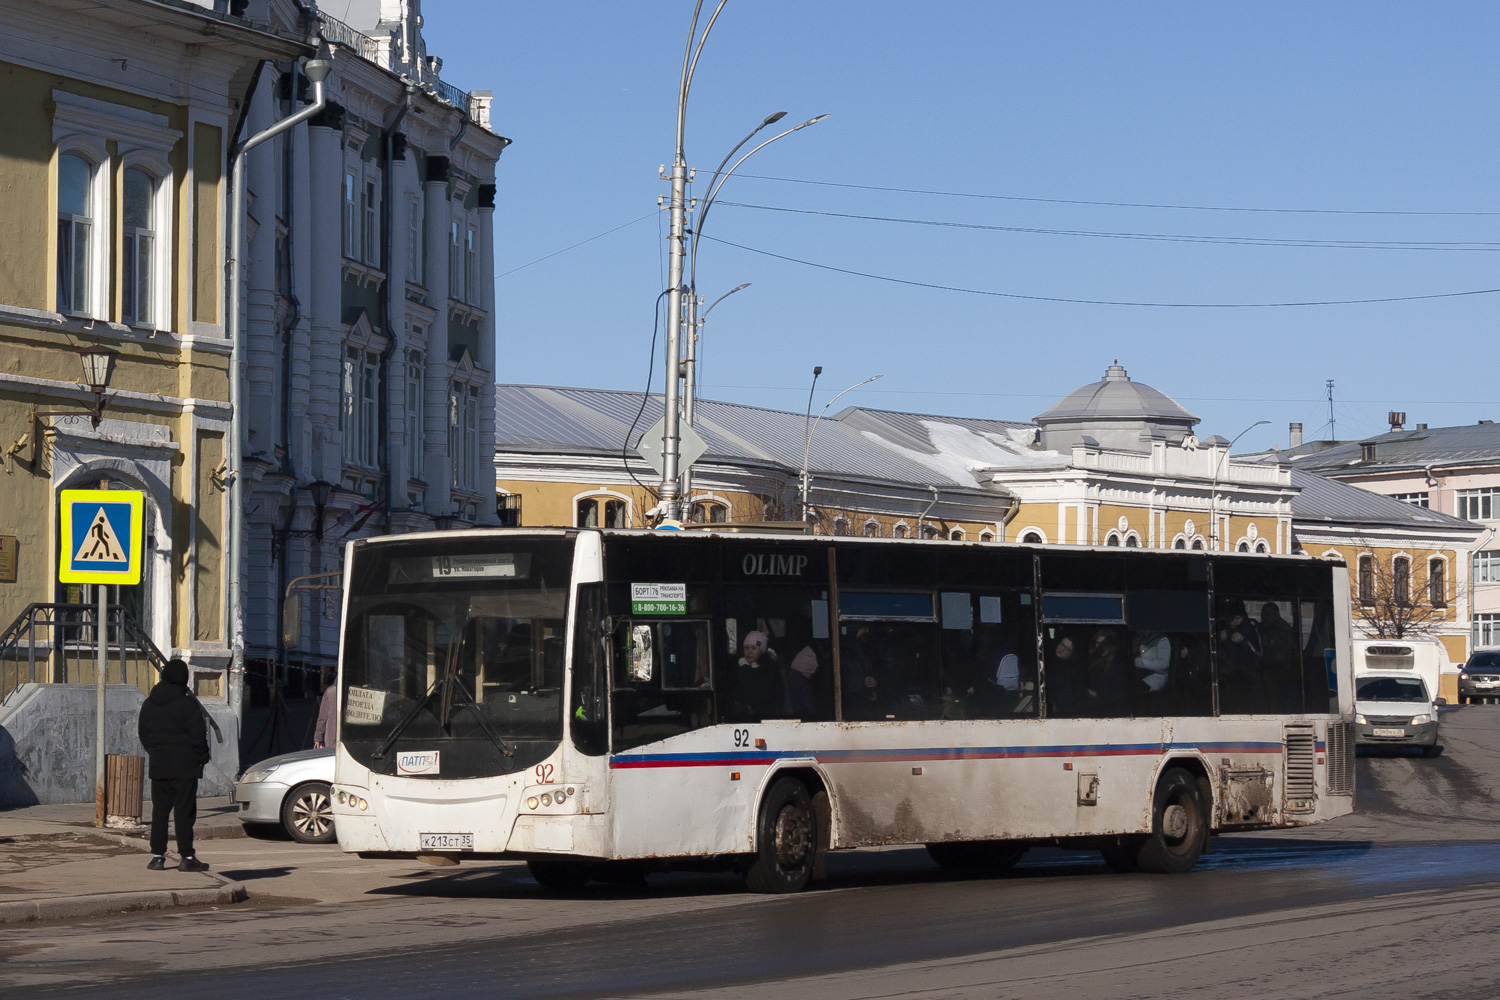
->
[[631, 582, 686, 615]]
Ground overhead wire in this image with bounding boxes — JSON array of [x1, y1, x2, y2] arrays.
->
[[734, 173, 1500, 217], [699, 233, 1500, 309], [494, 212, 656, 279], [623, 290, 671, 502]]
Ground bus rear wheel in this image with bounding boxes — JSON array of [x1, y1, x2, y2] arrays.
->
[[528, 859, 590, 890], [1136, 767, 1208, 874], [926, 840, 1027, 873], [744, 776, 816, 894]]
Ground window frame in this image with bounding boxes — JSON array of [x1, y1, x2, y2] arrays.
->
[[55, 150, 100, 318], [120, 163, 165, 329], [1358, 554, 1376, 605], [1474, 549, 1500, 585], [1428, 556, 1446, 607], [1457, 488, 1497, 522]]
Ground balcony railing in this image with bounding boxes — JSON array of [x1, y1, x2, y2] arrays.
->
[[316, 14, 491, 130], [318, 13, 383, 63]]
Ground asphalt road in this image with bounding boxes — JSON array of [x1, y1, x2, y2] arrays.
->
[[7, 707, 1500, 999]]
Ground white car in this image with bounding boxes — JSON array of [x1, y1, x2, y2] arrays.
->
[[231, 748, 337, 843], [1355, 673, 1441, 757]]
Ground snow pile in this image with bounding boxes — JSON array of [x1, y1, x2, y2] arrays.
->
[[862, 420, 1068, 485]]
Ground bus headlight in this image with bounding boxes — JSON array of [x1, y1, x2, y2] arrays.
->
[[358, 798, 368, 811], [527, 796, 539, 810], [540, 793, 552, 806]]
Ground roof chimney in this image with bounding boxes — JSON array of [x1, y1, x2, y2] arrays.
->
[[1288, 422, 1303, 448], [1416, 423, 1428, 431], [1388, 411, 1406, 432]]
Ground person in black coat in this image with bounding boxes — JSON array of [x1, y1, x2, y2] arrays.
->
[[137, 658, 211, 871]]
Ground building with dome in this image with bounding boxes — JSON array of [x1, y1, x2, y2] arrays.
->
[[486, 362, 1484, 666]]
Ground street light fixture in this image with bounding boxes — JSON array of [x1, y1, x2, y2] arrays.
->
[[1209, 419, 1271, 551], [29, 346, 118, 431], [800, 374, 884, 524]]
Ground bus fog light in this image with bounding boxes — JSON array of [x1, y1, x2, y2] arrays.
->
[[358, 798, 368, 811], [337, 791, 346, 805], [566, 786, 575, 796], [540, 793, 552, 806], [527, 796, 539, 810], [554, 790, 566, 803]]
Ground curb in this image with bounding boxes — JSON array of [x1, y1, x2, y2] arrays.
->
[[0, 882, 247, 924]]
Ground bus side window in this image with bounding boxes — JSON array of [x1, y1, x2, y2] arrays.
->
[[569, 583, 609, 756], [938, 591, 1038, 720], [1125, 557, 1213, 717], [1214, 560, 1303, 714]]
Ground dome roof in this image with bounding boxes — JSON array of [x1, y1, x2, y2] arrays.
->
[[1034, 362, 1199, 426]]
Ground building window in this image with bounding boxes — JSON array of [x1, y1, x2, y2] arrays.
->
[[832, 517, 849, 536], [1392, 492, 1429, 508], [1475, 613, 1500, 649], [1020, 530, 1044, 544], [1393, 557, 1411, 606], [577, 496, 627, 529], [1173, 538, 1186, 550], [1475, 550, 1500, 584], [1190, 539, 1204, 550], [689, 501, 728, 524], [1237, 541, 1250, 552], [407, 200, 423, 284], [466, 226, 480, 303], [497, 493, 522, 527], [1253, 540, 1267, 553], [921, 524, 941, 539], [1458, 488, 1498, 521], [978, 529, 994, 542], [1126, 535, 1140, 548], [949, 528, 965, 541], [1358, 555, 1375, 605], [341, 345, 381, 469], [893, 523, 909, 539], [342, 170, 357, 258], [1429, 558, 1446, 607], [1360, 443, 1377, 461], [449, 220, 462, 299], [1106, 533, 1121, 547], [122, 168, 155, 327], [57, 153, 93, 314], [405, 349, 424, 480], [449, 381, 479, 490], [363, 179, 379, 266], [864, 520, 881, 537]]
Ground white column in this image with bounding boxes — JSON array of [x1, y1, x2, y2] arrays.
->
[[385, 154, 410, 487], [421, 159, 451, 512], [308, 119, 344, 488], [475, 184, 498, 526]]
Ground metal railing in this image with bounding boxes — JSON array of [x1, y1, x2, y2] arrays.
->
[[318, 13, 384, 63], [0, 603, 168, 705], [434, 79, 471, 114]]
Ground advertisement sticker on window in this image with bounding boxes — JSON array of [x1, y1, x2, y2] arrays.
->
[[631, 582, 686, 615]]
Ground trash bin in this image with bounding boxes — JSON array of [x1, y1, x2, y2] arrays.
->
[[106, 754, 145, 828]]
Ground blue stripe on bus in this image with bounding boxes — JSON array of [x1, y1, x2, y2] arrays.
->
[[609, 740, 1286, 769]]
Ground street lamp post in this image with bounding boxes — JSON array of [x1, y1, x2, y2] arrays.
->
[[1209, 419, 1270, 551], [226, 53, 331, 722], [679, 282, 750, 517], [800, 375, 883, 524]]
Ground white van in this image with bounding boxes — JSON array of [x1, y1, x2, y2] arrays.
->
[[1352, 639, 1445, 708]]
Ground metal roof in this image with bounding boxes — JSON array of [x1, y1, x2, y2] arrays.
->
[[1290, 469, 1478, 531], [1277, 422, 1500, 475], [1034, 362, 1200, 426], [493, 385, 1047, 492]]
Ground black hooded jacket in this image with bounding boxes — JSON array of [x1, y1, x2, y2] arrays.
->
[[137, 682, 210, 780]]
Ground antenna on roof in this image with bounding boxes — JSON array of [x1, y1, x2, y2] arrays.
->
[[1325, 379, 1336, 442]]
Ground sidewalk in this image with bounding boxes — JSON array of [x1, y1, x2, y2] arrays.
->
[[0, 797, 248, 924]]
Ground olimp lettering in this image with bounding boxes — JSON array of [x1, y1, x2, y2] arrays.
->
[[742, 553, 809, 577]]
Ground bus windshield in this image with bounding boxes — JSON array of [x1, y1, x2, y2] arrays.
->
[[340, 536, 575, 777]]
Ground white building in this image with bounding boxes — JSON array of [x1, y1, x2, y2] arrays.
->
[[234, 0, 507, 700]]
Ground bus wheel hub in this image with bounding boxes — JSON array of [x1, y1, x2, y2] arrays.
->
[[1162, 803, 1189, 840], [774, 807, 811, 867]]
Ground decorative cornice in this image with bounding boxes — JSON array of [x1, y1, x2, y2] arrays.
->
[[51, 89, 181, 153]]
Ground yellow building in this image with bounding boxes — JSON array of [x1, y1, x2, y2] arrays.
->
[[492, 365, 1482, 666], [0, 1, 306, 760]]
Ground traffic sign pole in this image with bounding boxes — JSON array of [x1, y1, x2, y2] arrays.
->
[[95, 478, 107, 828]]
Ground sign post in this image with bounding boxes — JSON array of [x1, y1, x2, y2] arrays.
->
[[58, 488, 144, 827]]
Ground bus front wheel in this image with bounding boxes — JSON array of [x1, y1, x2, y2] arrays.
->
[[744, 777, 816, 894]]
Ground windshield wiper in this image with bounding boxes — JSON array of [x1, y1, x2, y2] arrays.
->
[[437, 625, 514, 759], [372, 676, 443, 762], [441, 674, 515, 760]]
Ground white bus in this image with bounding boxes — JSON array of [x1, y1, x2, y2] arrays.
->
[[331, 529, 1355, 893]]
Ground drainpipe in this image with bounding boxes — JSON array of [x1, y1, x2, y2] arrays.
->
[[1001, 490, 1021, 539], [917, 486, 939, 538], [227, 54, 330, 722]]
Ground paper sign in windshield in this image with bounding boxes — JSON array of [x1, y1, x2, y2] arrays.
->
[[631, 582, 686, 615], [344, 686, 389, 725], [432, 553, 523, 578], [397, 751, 440, 776]]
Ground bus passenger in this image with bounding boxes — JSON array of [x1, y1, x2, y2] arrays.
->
[[733, 631, 784, 720], [1087, 629, 1131, 716], [787, 643, 820, 719], [841, 626, 881, 720], [1046, 633, 1087, 716], [1217, 598, 1265, 711]]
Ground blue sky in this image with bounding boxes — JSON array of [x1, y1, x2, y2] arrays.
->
[[423, 2, 1499, 452]]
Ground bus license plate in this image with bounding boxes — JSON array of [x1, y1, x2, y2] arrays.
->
[[420, 833, 474, 851], [1372, 727, 1405, 738]]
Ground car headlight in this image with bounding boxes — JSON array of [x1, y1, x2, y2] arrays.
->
[[239, 764, 279, 783], [1355, 714, 1367, 725], [1410, 714, 1432, 726]]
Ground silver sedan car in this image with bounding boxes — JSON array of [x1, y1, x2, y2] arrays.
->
[[232, 748, 336, 843]]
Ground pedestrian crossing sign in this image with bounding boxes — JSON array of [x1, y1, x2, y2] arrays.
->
[[58, 489, 144, 585]]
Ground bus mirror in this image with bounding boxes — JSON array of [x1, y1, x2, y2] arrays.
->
[[283, 593, 303, 649]]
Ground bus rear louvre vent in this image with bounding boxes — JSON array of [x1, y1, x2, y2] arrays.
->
[[1283, 726, 1316, 809], [1325, 722, 1354, 795]]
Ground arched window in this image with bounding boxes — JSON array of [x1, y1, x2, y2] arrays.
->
[[1254, 541, 1268, 554], [1393, 556, 1411, 607], [832, 517, 849, 537], [893, 523, 909, 539], [1358, 555, 1375, 605], [1124, 534, 1139, 548], [57, 153, 93, 314], [921, 524, 941, 540], [1429, 558, 1446, 607], [1190, 538, 1204, 550], [1105, 533, 1120, 547], [1173, 537, 1187, 550], [1237, 541, 1250, 553], [576, 496, 628, 528], [978, 529, 995, 542], [863, 519, 881, 537], [689, 501, 728, 524], [948, 527, 965, 541], [1019, 530, 1044, 545], [122, 167, 155, 327]]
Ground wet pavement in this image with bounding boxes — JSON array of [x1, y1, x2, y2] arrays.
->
[[5, 706, 1500, 998]]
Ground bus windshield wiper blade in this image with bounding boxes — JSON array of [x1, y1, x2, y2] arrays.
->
[[372, 679, 442, 761], [444, 677, 515, 759]]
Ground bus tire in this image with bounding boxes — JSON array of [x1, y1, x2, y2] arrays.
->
[[1135, 767, 1208, 875], [1099, 838, 1143, 873], [528, 859, 590, 890], [744, 776, 816, 894], [926, 840, 1027, 873]]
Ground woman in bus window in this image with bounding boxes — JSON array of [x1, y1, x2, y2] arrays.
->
[[733, 631, 784, 720]]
